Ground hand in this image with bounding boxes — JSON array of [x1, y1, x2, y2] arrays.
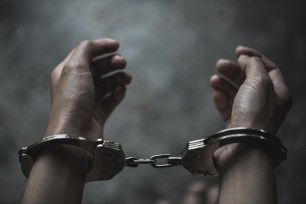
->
[[210, 47, 291, 204], [210, 46, 292, 169], [45, 39, 132, 140], [210, 46, 292, 134], [22, 39, 131, 204]]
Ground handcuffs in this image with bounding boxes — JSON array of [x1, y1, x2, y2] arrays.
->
[[18, 127, 287, 182]]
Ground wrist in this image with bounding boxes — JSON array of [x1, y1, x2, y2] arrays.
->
[[228, 118, 275, 134], [23, 145, 90, 204], [45, 125, 84, 138], [213, 143, 273, 173], [32, 144, 92, 174]]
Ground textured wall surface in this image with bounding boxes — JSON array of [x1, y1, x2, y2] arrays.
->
[[0, 0, 306, 203]]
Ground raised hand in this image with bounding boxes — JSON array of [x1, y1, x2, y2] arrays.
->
[[45, 39, 132, 140], [210, 46, 292, 204], [22, 39, 132, 204], [210, 46, 292, 134]]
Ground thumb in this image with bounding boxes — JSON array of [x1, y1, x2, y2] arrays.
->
[[238, 55, 271, 83]]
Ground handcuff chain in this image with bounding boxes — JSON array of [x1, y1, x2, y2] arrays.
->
[[125, 154, 182, 168], [18, 128, 287, 181]]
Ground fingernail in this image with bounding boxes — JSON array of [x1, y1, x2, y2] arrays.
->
[[113, 54, 123, 60], [209, 75, 219, 84]]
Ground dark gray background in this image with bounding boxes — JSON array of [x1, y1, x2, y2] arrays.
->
[[0, 0, 305, 203]]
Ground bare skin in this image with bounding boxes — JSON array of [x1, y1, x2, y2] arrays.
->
[[210, 46, 292, 204], [155, 47, 291, 204], [21, 38, 132, 204], [21, 42, 292, 204], [45, 39, 132, 140]]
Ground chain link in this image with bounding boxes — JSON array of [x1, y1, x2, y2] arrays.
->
[[125, 154, 182, 168]]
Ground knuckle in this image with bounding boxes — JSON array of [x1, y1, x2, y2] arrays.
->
[[51, 68, 58, 79], [61, 65, 72, 76], [51, 67, 62, 83], [249, 56, 262, 64], [78, 40, 95, 50]]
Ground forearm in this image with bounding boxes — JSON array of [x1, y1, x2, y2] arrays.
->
[[216, 144, 277, 204], [21, 145, 91, 204]]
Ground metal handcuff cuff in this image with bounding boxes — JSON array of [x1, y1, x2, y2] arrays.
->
[[18, 127, 287, 182]]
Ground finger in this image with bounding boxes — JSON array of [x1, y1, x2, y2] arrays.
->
[[98, 86, 127, 119], [236, 46, 278, 70], [91, 55, 127, 80], [238, 55, 270, 82], [92, 38, 120, 56], [236, 46, 290, 99], [95, 72, 132, 100], [219, 74, 240, 90], [212, 89, 232, 124], [210, 74, 237, 102], [65, 38, 119, 72], [216, 59, 242, 80], [236, 45, 261, 58], [216, 59, 244, 91]]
